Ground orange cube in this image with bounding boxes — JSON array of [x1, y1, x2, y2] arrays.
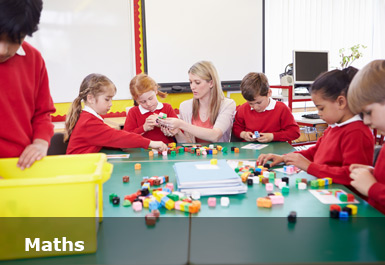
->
[[135, 163, 141, 170], [234, 148, 239, 153]]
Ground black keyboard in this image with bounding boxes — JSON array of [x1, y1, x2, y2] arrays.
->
[[302, 113, 320, 119]]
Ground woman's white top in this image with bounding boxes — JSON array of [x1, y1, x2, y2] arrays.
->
[[179, 97, 236, 143]]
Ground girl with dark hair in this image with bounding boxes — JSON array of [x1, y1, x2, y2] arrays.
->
[[257, 67, 374, 185]]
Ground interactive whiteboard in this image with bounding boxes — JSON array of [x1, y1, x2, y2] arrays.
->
[[27, 0, 135, 103], [144, 0, 264, 83]]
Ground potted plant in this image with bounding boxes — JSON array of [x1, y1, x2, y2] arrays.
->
[[339, 44, 367, 69]]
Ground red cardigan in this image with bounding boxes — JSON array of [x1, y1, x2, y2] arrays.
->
[[0, 42, 55, 158], [232, 101, 300, 141], [297, 121, 374, 185], [67, 112, 151, 154], [369, 147, 385, 215], [123, 103, 178, 144]]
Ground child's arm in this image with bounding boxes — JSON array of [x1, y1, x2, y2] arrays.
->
[[124, 109, 157, 134], [283, 153, 311, 171], [232, 110, 246, 140], [240, 131, 256, 142], [271, 106, 300, 141], [86, 118, 152, 149], [17, 139, 49, 170], [350, 167, 377, 196], [159, 117, 224, 142], [304, 130, 373, 185], [19, 64, 55, 170], [257, 153, 284, 167]]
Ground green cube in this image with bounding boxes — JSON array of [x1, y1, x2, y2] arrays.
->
[[178, 148, 184, 154], [282, 186, 290, 194], [310, 180, 318, 188], [167, 194, 179, 201], [222, 147, 228, 153], [122, 200, 132, 207], [109, 193, 118, 202], [171, 151, 176, 156], [235, 167, 240, 173], [339, 194, 348, 202]]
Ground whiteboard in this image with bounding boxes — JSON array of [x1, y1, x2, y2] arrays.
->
[[27, 0, 135, 103], [144, 0, 264, 83]]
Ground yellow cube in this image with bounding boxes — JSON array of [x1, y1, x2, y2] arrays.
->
[[165, 199, 175, 210], [325, 177, 333, 185], [210, 159, 217, 165], [143, 198, 151, 208], [212, 150, 218, 155], [346, 204, 358, 215], [317, 179, 325, 187]]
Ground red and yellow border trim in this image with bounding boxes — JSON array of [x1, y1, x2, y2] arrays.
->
[[133, 0, 145, 74]]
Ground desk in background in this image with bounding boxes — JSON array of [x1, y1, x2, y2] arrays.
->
[[3, 142, 384, 265]]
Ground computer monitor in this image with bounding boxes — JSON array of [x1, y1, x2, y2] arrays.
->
[[293, 50, 329, 85]]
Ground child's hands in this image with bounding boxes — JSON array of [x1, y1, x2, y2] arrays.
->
[[149, 141, 168, 152], [256, 133, 274, 143], [349, 164, 374, 173], [350, 167, 377, 196], [157, 117, 182, 130], [143, 114, 159, 132], [257, 153, 284, 167], [17, 139, 49, 170], [240, 131, 256, 142], [282, 153, 311, 171]]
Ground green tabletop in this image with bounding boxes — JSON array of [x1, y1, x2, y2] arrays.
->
[[2, 142, 384, 265]]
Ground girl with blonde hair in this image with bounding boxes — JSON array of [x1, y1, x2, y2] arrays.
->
[[159, 61, 236, 143]]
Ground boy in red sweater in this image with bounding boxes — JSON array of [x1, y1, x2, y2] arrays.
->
[[65, 74, 167, 154], [257, 67, 374, 185], [0, 0, 55, 169], [348, 60, 385, 215], [124, 73, 179, 143], [233, 72, 300, 142]]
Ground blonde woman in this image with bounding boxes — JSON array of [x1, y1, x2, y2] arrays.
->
[[159, 61, 236, 143]]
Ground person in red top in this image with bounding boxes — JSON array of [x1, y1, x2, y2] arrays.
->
[[348, 60, 385, 215], [65, 74, 167, 154], [0, 0, 56, 170], [257, 67, 374, 185], [233, 72, 300, 142], [124, 73, 179, 143]]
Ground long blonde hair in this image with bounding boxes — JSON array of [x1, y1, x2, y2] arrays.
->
[[188, 61, 224, 124], [64, 73, 116, 142], [348, 60, 385, 114]]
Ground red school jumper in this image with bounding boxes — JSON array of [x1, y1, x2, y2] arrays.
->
[[297, 120, 374, 185], [369, 147, 385, 215], [0, 41, 55, 158], [124, 103, 178, 144], [67, 112, 151, 154], [232, 101, 300, 141]]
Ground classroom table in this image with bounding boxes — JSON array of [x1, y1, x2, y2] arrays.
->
[[2, 142, 385, 265]]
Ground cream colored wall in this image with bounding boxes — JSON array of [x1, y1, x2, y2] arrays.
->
[[53, 91, 247, 116]]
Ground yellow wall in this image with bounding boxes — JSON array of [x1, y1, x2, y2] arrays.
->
[[52, 91, 246, 116]]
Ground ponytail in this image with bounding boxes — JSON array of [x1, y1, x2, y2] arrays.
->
[[310, 66, 358, 100], [64, 97, 83, 142]]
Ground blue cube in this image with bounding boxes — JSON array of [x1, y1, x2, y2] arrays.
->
[[339, 211, 349, 220]]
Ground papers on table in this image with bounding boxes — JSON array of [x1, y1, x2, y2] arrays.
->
[[241, 143, 268, 150], [106, 154, 130, 159], [174, 159, 247, 196]]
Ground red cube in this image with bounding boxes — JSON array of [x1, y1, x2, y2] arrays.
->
[[330, 204, 341, 212], [347, 194, 355, 202], [122, 176, 130, 183]]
